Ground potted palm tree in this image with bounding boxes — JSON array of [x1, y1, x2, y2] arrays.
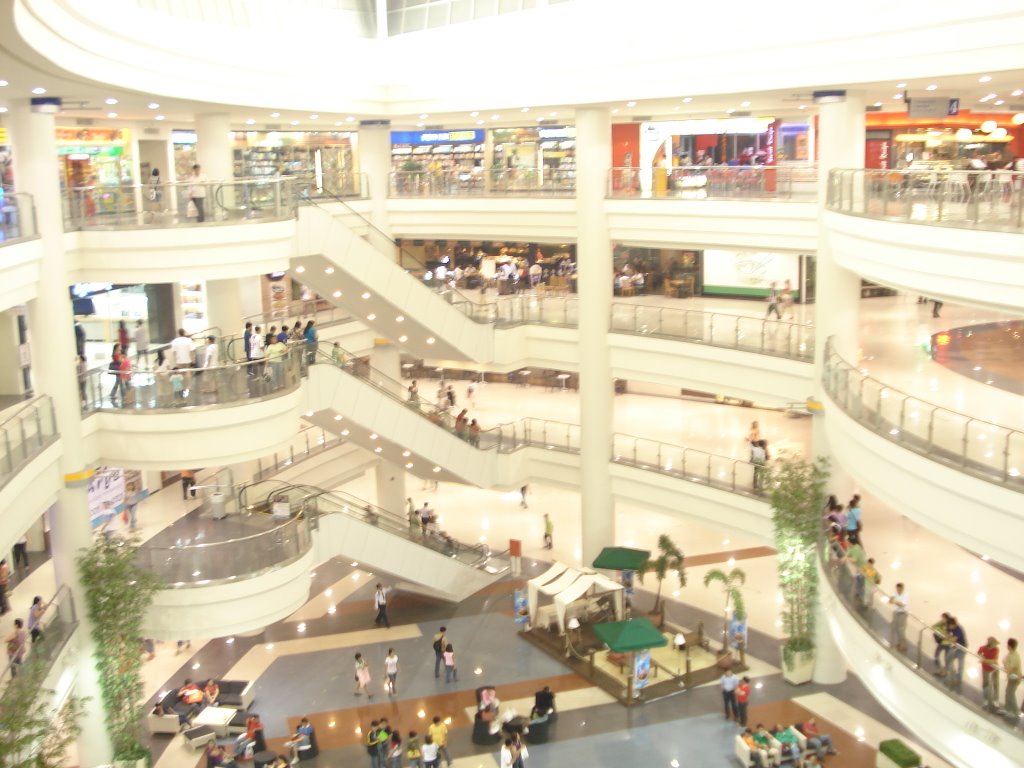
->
[[638, 534, 686, 627], [78, 535, 163, 768], [768, 454, 829, 684], [703, 567, 747, 652]]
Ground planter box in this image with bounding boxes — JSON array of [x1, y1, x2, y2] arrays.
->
[[781, 649, 815, 685], [877, 739, 921, 768]]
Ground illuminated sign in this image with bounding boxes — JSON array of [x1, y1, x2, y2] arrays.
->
[[391, 130, 484, 145], [171, 130, 197, 145], [69, 282, 114, 299], [642, 117, 776, 136]]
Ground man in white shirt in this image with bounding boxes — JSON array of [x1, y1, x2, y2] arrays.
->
[[133, 320, 149, 367], [374, 583, 391, 628], [169, 329, 194, 369], [890, 582, 909, 652], [188, 164, 208, 222], [203, 336, 219, 368]]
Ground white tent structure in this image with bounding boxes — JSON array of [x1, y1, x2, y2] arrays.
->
[[527, 562, 624, 633]]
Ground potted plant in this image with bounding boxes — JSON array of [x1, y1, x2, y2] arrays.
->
[[638, 534, 686, 627], [877, 739, 922, 768], [702, 567, 747, 652], [77, 536, 163, 768], [0, 647, 86, 768], [768, 454, 829, 684]]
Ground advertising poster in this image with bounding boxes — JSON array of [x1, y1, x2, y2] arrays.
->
[[513, 589, 530, 624], [701, 249, 800, 297], [634, 650, 652, 689], [87, 467, 144, 528]]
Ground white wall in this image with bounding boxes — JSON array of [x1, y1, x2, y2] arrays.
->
[[0, 238, 42, 312]]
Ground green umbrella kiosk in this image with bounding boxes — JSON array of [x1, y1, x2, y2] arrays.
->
[[592, 617, 667, 702], [591, 546, 650, 572]]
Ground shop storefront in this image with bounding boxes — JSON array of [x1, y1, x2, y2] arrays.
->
[[396, 239, 576, 292], [172, 129, 198, 181], [56, 126, 134, 191], [72, 282, 178, 354], [232, 130, 357, 182], [491, 126, 576, 182], [865, 111, 1023, 169], [391, 129, 484, 172], [0, 127, 12, 188]]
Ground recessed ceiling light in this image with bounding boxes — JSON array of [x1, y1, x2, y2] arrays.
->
[[682, 97, 692, 103], [725, 108, 735, 114], [374, 447, 382, 453], [798, 104, 807, 110], [309, 114, 318, 119], [324, 266, 334, 274], [154, 115, 165, 121], [470, 111, 479, 117], [925, 84, 937, 91], [994, 99, 1005, 105], [398, 335, 408, 342], [626, 101, 636, 107], [31, 87, 46, 95], [611, 108, 619, 114], [432, 466, 441, 473], [334, 121, 343, 126], [107, 112, 118, 118], [426, 337, 435, 344], [346, 116, 354, 122], [979, 75, 992, 83], [332, 290, 341, 298], [334, 414, 343, 421], [396, 315, 404, 322], [535, 117, 544, 122], [741, 100, 750, 107], [245, 118, 256, 125], [402, 450, 411, 457], [341, 429, 350, 436], [294, 265, 305, 273], [419, 113, 428, 119], [148, 102, 159, 109], [476, 120, 484, 125], [874, 102, 883, 107], [896, 82, 907, 88], [1013, 89, 1023, 97], [361, 292, 370, 299], [0, 107, 7, 114], [367, 313, 376, 320], [549, 111, 557, 117], [369, 433, 378, 440], [0, 80, 8, 87], [405, 462, 414, 469], [892, 94, 902, 100], [271, 112, 280, 117], [417, 122, 425, 127], [521, 107, 529, 113], [290, 120, 299, 125], [105, 97, 118, 105]]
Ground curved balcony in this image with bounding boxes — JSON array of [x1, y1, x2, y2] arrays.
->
[[822, 338, 1024, 571], [820, 536, 1024, 768], [81, 353, 304, 469], [607, 165, 817, 201]]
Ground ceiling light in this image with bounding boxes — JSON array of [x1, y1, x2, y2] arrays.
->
[[332, 290, 341, 298], [0, 80, 7, 87], [245, 118, 256, 125], [476, 120, 484, 125], [925, 84, 937, 91], [956, 128, 973, 141], [682, 97, 692, 103], [536, 117, 544, 122], [896, 82, 907, 88], [626, 101, 636, 107], [874, 102, 883, 107], [105, 97, 118, 105], [521, 107, 529, 113], [419, 113, 428, 119], [994, 100, 1005, 106], [341, 429, 349, 436], [1012, 89, 1023, 97], [991, 127, 1008, 138], [367, 313, 376, 320], [398, 335, 407, 342], [980, 93, 996, 102], [396, 315, 404, 322], [31, 87, 46, 95], [470, 111, 479, 117], [416, 123, 425, 128], [369, 433, 378, 440], [981, 120, 997, 132], [1012, 113, 1024, 125], [740, 100, 750, 107], [295, 265, 305, 273], [798, 104, 807, 110], [426, 337, 435, 344], [309, 114, 318, 119], [154, 115, 165, 121], [290, 120, 299, 125], [611, 108, 619, 114], [361, 292, 370, 299], [0, 108, 7, 114], [673, 106, 680, 111], [491, 114, 499, 120], [892, 94, 902, 100], [405, 462, 413, 469], [549, 111, 557, 117], [335, 121, 343, 126], [271, 112, 281, 117], [374, 446, 382, 453], [324, 267, 334, 274], [725, 108, 735, 114], [979, 75, 992, 83], [107, 112, 118, 118], [148, 102, 159, 109], [334, 414, 342, 421], [432, 466, 441, 473], [346, 116, 354, 122]]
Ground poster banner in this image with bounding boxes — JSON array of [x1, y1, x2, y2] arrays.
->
[[634, 650, 652, 689], [87, 467, 144, 528], [513, 589, 530, 624]]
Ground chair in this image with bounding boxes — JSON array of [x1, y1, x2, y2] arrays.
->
[[298, 728, 319, 760]]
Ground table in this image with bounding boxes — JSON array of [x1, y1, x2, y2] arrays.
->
[[556, 373, 570, 391], [192, 705, 237, 737]]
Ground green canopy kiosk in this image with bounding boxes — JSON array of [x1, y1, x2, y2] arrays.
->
[[591, 546, 650, 572], [592, 617, 667, 701]]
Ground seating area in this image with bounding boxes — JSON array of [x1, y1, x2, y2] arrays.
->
[[147, 679, 255, 736]]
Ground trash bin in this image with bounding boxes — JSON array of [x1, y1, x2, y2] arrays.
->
[[209, 491, 227, 519]]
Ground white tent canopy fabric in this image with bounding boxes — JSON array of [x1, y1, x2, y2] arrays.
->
[[526, 562, 624, 631]]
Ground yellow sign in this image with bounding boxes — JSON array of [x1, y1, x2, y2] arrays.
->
[[0, 127, 7, 144]]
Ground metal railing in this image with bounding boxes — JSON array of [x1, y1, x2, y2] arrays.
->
[[822, 338, 1024, 491], [0, 192, 39, 244], [0, 585, 78, 690], [827, 168, 1024, 232], [389, 168, 575, 197], [0, 395, 59, 491], [63, 177, 297, 229], [290, 170, 369, 201], [81, 349, 303, 412], [607, 165, 817, 201], [820, 532, 1022, 737], [612, 433, 762, 497], [138, 511, 312, 586], [253, 425, 343, 481]]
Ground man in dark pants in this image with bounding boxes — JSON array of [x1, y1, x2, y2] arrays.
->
[[433, 626, 447, 678], [374, 583, 391, 628]]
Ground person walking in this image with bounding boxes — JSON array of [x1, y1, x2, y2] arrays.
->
[[432, 626, 447, 678], [124, 481, 140, 530], [12, 536, 28, 572], [889, 583, 909, 652], [188, 164, 208, 223], [945, 616, 967, 687], [443, 643, 457, 683], [1003, 637, 1021, 718], [736, 675, 751, 727], [5, 617, 26, 676], [374, 583, 391, 628], [180, 469, 197, 500], [354, 652, 373, 698], [979, 636, 1001, 710], [720, 669, 739, 720], [384, 648, 399, 696], [0, 559, 10, 615], [427, 717, 452, 767], [134, 320, 149, 367], [543, 514, 553, 550], [765, 281, 781, 319], [520, 484, 528, 509], [27, 595, 47, 643]]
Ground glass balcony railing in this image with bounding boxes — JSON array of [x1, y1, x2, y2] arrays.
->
[[81, 349, 302, 412], [827, 168, 1024, 232], [608, 165, 818, 201], [0, 395, 59, 491], [389, 168, 575, 197], [0, 191, 39, 245], [0, 585, 78, 690], [612, 433, 762, 497], [820, 532, 1022, 739], [822, 338, 1024, 491], [290, 170, 369, 201], [63, 177, 297, 229]]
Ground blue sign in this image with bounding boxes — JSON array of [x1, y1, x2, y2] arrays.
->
[[391, 129, 484, 145], [947, 98, 960, 116]]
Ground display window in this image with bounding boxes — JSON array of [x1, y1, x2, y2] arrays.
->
[[865, 111, 1022, 170], [390, 129, 485, 172], [491, 126, 576, 180], [0, 127, 12, 188], [56, 127, 135, 194], [172, 130, 198, 182], [231, 131, 356, 180]]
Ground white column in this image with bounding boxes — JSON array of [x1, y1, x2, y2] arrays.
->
[[359, 123, 393, 235], [205, 278, 244, 340], [574, 108, 614, 566], [811, 92, 866, 685], [8, 99, 113, 764], [195, 112, 233, 217], [370, 339, 406, 510], [375, 0, 388, 39]]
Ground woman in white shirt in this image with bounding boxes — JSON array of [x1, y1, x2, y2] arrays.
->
[[384, 649, 399, 696]]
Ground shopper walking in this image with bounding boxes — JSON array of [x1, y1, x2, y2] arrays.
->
[[5, 617, 26, 676], [520, 484, 528, 509], [134, 320, 149, 367], [124, 481, 140, 530], [443, 643, 458, 683], [27, 595, 47, 643], [427, 716, 452, 767], [0, 559, 10, 614], [354, 652, 373, 698], [889, 583, 909, 652], [432, 626, 447, 678], [374, 583, 391, 628], [188, 164, 208, 223], [765, 282, 781, 319], [180, 469, 197, 500], [12, 537, 28, 571], [720, 669, 739, 720], [543, 514, 553, 550], [384, 648, 399, 696]]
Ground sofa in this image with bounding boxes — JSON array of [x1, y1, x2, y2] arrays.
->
[[147, 707, 181, 735], [734, 728, 807, 767], [149, 679, 255, 735]]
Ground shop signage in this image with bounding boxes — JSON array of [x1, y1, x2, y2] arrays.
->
[[56, 145, 124, 157], [171, 130, 197, 145], [907, 97, 960, 119], [69, 282, 114, 299], [538, 127, 575, 139], [391, 130, 484, 145], [0, 128, 7, 143]]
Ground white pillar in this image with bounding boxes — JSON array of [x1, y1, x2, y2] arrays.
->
[[813, 568, 848, 685], [205, 278, 244, 339], [8, 99, 113, 764], [375, 0, 388, 39], [370, 339, 407, 509], [575, 108, 614, 566], [810, 92, 866, 685], [371, 338, 404, 397], [359, 123, 393, 235], [195, 113, 233, 217]]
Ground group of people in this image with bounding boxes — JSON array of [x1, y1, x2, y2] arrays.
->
[[364, 714, 453, 768], [406, 380, 483, 446], [764, 280, 796, 321], [4, 593, 48, 677], [739, 720, 837, 767]]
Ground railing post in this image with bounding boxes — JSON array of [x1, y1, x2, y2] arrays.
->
[[1003, 432, 1012, 482], [927, 409, 935, 446], [34, 407, 43, 448], [657, 443, 662, 470], [3, 429, 12, 473], [19, 419, 27, 461], [961, 419, 971, 467]]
